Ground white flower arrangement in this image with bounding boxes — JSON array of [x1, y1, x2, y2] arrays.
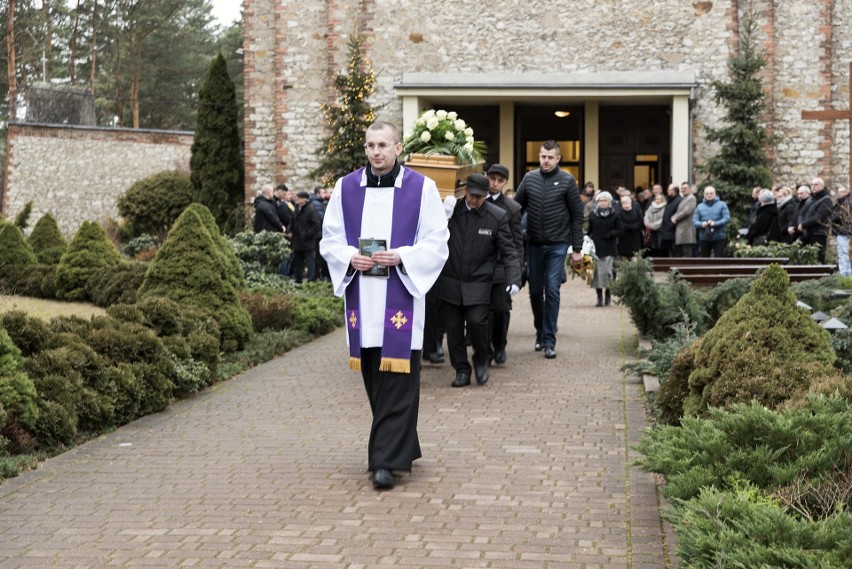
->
[[402, 109, 486, 165]]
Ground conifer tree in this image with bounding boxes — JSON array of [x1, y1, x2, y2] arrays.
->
[[0, 222, 37, 267], [698, 11, 776, 220], [190, 53, 244, 231], [54, 221, 121, 301], [138, 206, 252, 352], [310, 35, 378, 187], [28, 213, 67, 265]]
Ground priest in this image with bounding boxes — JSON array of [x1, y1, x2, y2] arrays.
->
[[319, 121, 449, 490]]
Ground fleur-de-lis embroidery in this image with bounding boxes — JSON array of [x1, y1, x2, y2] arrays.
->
[[349, 311, 358, 329]]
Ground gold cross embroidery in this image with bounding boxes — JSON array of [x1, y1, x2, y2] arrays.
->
[[349, 311, 358, 329], [390, 310, 408, 330]]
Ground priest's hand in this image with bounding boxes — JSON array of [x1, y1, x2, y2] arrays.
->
[[351, 253, 377, 272], [371, 249, 402, 267]]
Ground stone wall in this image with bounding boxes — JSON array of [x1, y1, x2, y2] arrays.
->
[[245, 0, 852, 193], [2, 123, 193, 237]]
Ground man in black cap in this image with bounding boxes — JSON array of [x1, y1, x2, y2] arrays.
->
[[433, 173, 521, 387], [288, 191, 322, 282], [485, 164, 523, 365]]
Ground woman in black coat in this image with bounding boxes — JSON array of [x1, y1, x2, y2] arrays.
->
[[616, 195, 644, 258], [587, 192, 623, 307], [774, 186, 797, 244], [746, 189, 781, 245]]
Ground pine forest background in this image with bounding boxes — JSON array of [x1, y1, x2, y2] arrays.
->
[[0, 0, 244, 188]]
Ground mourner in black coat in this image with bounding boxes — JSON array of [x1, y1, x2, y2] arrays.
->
[[746, 190, 781, 245], [616, 195, 644, 258], [289, 191, 322, 282], [434, 174, 521, 388]]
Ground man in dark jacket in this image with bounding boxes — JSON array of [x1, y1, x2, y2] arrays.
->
[[254, 184, 286, 234], [798, 177, 833, 262], [434, 174, 521, 388], [485, 163, 523, 366], [272, 184, 293, 229], [289, 191, 322, 282], [514, 140, 584, 359], [658, 183, 682, 256]]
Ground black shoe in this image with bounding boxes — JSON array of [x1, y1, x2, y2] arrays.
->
[[605, 291, 611, 306], [534, 336, 543, 351], [595, 300, 603, 307], [423, 352, 444, 364], [474, 364, 489, 385], [451, 372, 471, 387], [372, 468, 394, 490], [435, 346, 444, 358], [544, 347, 557, 359], [494, 350, 507, 364]]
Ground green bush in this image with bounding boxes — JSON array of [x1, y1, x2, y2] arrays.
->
[[138, 205, 252, 352], [184, 203, 245, 290], [218, 328, 312, 380], [622, 316, 698, 384], [85, 261, 148, 307], [695, 277, 752, 326], [0, 222, 38, 268], [668, 265, 846, 420], [790, 274, 849, 314], [239, 290, 296, 332], [13, 201, 33, 232], [667, 484, 852, 568], [117, 171, 196, 239], [731, 239, 821, 265], [0, 265, 57, 298], [28, 213, 67, 265], [290, 294, 344, 335], [0, 326, 39, 452], [55, 221, 122, 301], [120, 233, 160, 258], [230, 230, 292, 276], [1, 311, 53, 357]]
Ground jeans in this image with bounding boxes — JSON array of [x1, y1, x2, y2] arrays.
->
[[526, 243, 569, 349], [837, 235, 851, 276]]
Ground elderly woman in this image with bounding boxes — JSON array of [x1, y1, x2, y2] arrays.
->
[[587, 191, 623, 307], [746, 189, 781, 245], [643, 192, 667, 257], [774, 186, 796, 244]]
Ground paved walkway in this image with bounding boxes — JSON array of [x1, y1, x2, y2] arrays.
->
[[0, 279, 674, 569]]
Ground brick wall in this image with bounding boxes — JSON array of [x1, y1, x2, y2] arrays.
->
[[2, 123, 193, 237]]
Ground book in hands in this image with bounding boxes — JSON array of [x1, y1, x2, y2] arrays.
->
[[359, 238, 389, 278]]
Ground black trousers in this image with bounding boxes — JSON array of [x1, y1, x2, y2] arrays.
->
[[360, 348, 422, 473], [444, 302, 489, 373], [803, 234, 828, 263], [488, 283, 512, 354], [422, 290, 445, 356], [291, 249, 316, 282]]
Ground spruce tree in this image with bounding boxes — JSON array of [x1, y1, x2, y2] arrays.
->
[[0, 222, 38, 267], [190, 53, 244, 231], [28, 213, 67, 265], [138, 206, 252, 352], [54, 221, 121, 301], [697, 11, 776, 220], [310, 35, 378, 187]]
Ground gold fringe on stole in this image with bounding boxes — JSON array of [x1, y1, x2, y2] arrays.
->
[[379, 357, 412, 374], [349, 357, 362, 372]]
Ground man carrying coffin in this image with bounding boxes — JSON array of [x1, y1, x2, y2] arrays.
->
[[319, 121, 449, 491]]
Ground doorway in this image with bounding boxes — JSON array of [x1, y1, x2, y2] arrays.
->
[[599, 106, 670, 193]]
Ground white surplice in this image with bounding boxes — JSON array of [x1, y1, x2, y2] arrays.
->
[[320, 166, 449, 350]]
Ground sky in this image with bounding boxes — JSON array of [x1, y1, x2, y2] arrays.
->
[[209, 0, 242, 26]]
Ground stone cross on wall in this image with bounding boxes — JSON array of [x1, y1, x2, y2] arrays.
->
[[801, 62, 852, 189]]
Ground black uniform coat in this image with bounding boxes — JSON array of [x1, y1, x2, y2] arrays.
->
[[435, 200, 521, 307], [617, 203, 645, 257], [487, 193, 523, 284]]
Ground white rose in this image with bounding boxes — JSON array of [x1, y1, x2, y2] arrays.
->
[[447, 111, 458, 120], [436, 110, 448, 119], [464, 142, 474, 153], [416, 118, 425, 126], [423, 109, 435, 119], [420, 131, 432, 142], [426, 117, 440, 130], [445, 131, 455, 141], [454, 119, 466, 131], [466, 136, 474, 144], [464, 127, 474, 137]]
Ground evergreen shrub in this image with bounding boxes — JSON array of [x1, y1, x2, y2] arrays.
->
[[0, 326, 39, 453], [117, 171, 196, 239], [185, 203, 245, 290], [0, 265, 57, 298], [1, 311, 53, 357], [239, 290, 296, 332], [28, 213, 67, 265], [0, 222, 38, 268], [55, 221, 122, 301], [13, 202, 34, 232], [732, 239, 821, 265], [85, 261, 147, 307], [138, 205, 251, 352], [230, 230, 292, 276], [121, 233, 159, 259]]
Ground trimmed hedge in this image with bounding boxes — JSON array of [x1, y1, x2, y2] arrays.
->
[[0, 222, 37, 268], [55, 221, 121, 301], [117, 171, 196, 239], [28, 213, 67, 265], [85, 261, 148, 307]]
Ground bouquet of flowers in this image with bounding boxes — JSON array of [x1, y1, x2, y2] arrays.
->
[[567, 236, 597, 285], [402, 109, 486, 165]]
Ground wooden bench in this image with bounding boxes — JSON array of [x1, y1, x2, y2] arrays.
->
[[648, 257, 835, 287], [650, 256, 789, 272]]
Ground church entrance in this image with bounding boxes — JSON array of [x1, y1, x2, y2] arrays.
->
[[598, 106, 671, 192]]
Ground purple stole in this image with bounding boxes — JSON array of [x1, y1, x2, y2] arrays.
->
[[341, 167, 424, 374]]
